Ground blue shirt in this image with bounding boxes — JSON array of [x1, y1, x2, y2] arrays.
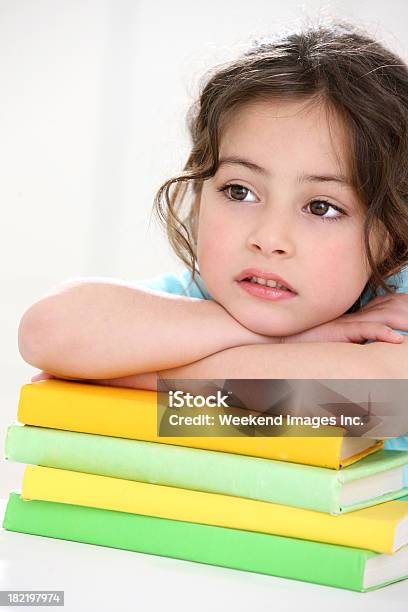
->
[[135, 266, 408, 450], [134, 269, 213, 300]]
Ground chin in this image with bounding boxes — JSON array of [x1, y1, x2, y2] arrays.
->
[[233, 310, 291, 337]]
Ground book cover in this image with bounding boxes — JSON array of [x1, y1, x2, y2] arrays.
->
[[6, 424, 408, 514], [21, 464, 408, 554], [4, 493, 408, 592], [17, 379, 384, 469]]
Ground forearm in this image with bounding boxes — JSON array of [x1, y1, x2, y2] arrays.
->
[[159, 339, 408, 380], [18, 278, 273, 379], [88, 337, 408, 394]]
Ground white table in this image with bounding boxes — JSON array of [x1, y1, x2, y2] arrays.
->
[[1, 499, 407, 612]]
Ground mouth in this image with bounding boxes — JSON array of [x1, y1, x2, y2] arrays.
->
[[236, 270, 297, 294], [240, 276, 293, 292], [237, 277, 298, 301]]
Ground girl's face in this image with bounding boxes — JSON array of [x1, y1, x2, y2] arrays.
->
[[196, 97, 380, 337]]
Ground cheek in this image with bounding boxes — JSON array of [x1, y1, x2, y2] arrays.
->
[[197, 212, 237, 266], [197, 221, 241, 301], [308, 232, 369, 310]]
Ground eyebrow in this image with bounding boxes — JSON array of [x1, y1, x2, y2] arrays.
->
[[218, 156, 351, 186]]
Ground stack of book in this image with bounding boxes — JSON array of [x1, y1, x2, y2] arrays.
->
[[3, 379, 408, 591]]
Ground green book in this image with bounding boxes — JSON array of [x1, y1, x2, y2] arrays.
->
[[3, 493, 408, 592], [5, 424, 408, 514]]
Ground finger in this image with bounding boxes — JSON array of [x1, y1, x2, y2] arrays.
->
[[349, 323, 404, 344], [381, 327, 405, 343], [30, 371, 54, 382], [31, 372, 45, 382], [355, 309, 408, 331]]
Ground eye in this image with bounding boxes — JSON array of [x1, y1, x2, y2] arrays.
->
[[216, 183, 257, 203], [305, 199, 346, 222], [216, 184, 347, 222]]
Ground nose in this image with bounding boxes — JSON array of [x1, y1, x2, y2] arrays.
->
[[246, 208, 296, 257]]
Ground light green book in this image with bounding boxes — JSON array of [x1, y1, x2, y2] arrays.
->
[[6, 424, 408, 514], [3, 493, 408, 592]]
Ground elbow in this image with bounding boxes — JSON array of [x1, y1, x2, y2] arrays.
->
[[17, 278, 117, 379], [18, 302, 63, 370], [18, 278, 88, 371]]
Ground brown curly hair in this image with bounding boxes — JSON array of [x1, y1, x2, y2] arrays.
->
[[152, 20, 408, 312]]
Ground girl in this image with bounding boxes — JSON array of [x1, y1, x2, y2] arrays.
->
[[21, 21, 408, 400]]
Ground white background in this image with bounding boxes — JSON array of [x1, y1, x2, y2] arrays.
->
[[0, 497, 407, 612], [1, 2, 408, 608], [2, 0, 408, 499]]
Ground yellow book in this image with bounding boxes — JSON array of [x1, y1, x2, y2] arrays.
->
[[21, 465, 408, 554], [18, 379, 383, 469]]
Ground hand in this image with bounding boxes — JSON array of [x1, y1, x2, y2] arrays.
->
[[283, 292, 408, 345], [30, 370, 86, 383], [31, 370, 56, 382], [30, 369, 158, 391]]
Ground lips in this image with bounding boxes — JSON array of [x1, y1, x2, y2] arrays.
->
[[236, 268, 297, 293]]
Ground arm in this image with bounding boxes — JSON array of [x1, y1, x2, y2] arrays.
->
[[77, 336, 408, 393], [22, 282, 408, 381], [18, 278, 275, 379], [158, 337, 408, 380]]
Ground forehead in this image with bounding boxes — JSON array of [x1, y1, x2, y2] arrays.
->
[[218, 97, 351, 176]]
